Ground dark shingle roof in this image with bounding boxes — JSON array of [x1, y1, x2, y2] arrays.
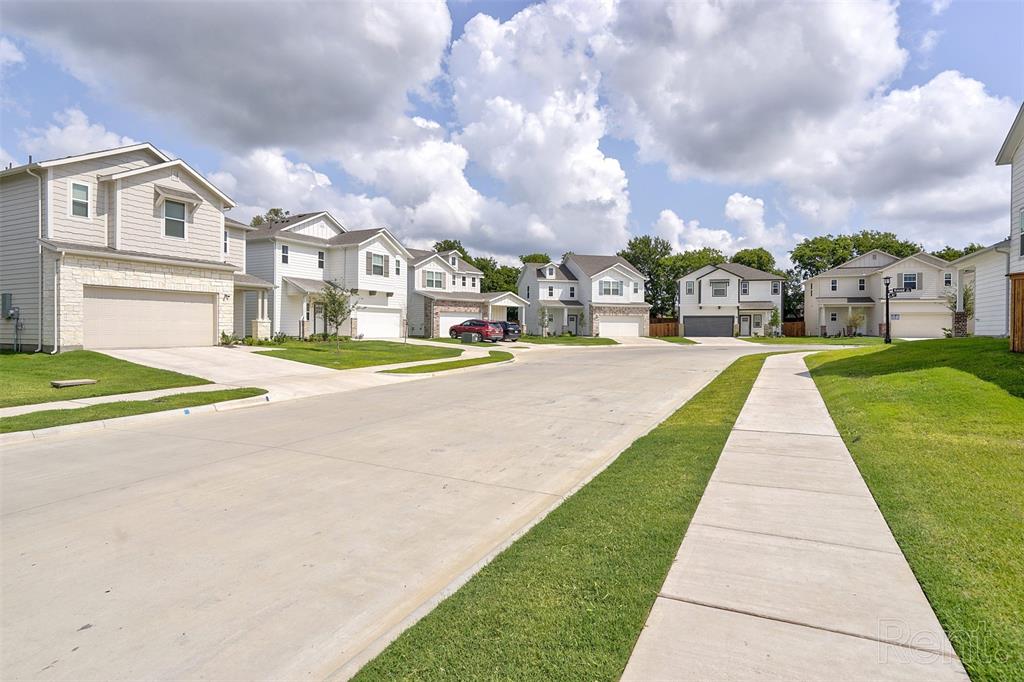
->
[[569, 254, 643, 278], [715, 262, 782, 280], [328, 228, 386, 246], [535, 264, 578, 281]]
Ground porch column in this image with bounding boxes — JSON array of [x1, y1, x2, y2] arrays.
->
[[956, 272, 964, 312]]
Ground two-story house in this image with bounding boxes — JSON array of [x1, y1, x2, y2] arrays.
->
[[677, 263, 784, 336], [803, 250, 955, 338], [245, 211, 411, 339], [0, 143, 274, 351], [949, 239, 1011, 338], [519, 254, 650, 337], [995, 102, 1024, 352], [406, 248, 528, 337]]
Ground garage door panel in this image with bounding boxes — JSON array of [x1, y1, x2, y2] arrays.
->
[[438, 312, 475, 337], [84, 287, 216, 349], [683, 315, 734, 337], [600, 316, 642, 337], [358, 310, 401, 339], [889, 313, 949, 338]]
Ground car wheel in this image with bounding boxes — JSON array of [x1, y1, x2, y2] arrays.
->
[[450, 331, 458, 338], [471, 333, 481, 342]]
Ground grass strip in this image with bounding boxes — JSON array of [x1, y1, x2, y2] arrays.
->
[[745, 336, 892, 345], [656, 336, 696, 345], [258, 340, 460, 370], [0, 388, 267, 433], [0, 350, 209, 408], [806, 338, 1023, 680], [519, 335, 618, 345], [355, 353, 769, 681], [428, 337, 503, 347], [381, 350, 513, 374]]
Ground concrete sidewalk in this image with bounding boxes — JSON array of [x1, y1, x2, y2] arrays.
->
[[622, 352, 968, 681]]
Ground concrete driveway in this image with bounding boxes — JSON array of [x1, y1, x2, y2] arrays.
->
[[2, 343, 761, 680]]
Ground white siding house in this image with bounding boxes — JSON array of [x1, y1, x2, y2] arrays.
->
[[995, 102, 1024, 352], [950, 240, 1011, 337], [678, 262, 783, 337]]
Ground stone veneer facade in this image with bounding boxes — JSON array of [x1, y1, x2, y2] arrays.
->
[[590, 304, 651, 337], [52, 254, 234, 350]]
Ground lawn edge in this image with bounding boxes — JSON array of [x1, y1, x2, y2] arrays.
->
[[378, 351, 514, 375], [336, 352, 772, 680], [0, 388, 269, 445]]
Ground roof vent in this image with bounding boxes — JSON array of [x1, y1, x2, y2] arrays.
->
[[872, 254, 877, 260]]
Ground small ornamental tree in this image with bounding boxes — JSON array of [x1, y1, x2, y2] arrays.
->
[[768, 306, 781, 336], [945, 281, 975, 319], [848, 310, 866, 336], [319, 280, 353, 349], [538, 306, 552, 336]]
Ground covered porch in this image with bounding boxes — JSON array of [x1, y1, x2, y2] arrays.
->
[[536, 300, 585, 336], [234, 273, 274, 339], [815, 297, 876, 337], [282, 276, 329, 338], [483, 291, 530, 325], [737, 302, 777, 337]]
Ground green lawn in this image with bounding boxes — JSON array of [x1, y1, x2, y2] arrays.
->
[[256, 340, 461, 370], [0, 350, 210, 408], [806, 338, 1023, 681], [381, 350, 513, 374], [656, 336, 697, 345], [0, 388, 267, 434], [519, 334, 618, 346], [428, 337, 503, 348], [745, 336, 890, 345], [355, 353, 769, 681]]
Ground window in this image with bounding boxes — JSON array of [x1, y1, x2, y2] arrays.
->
[[569, 286, 575, 298], [711, 280, 728, 297], [740, 281, 749, 295], [547, 267, 554, 277], [548, 286, 554, 297], [944, 272, 952, 287], [426, 271, 443, 288], [890, 313, 901, 321], [600, 280, 623, 296], [901, 272, 918, 291], [830, 312, 838, 322], [317, 251, 325, 269], [830, 279, 837, 292], [462, 276, 467, 286], [858, 278, 865, 291], [451, 255, 458, 266], [163, 200, 186, 238], [281, 244, 289, 264], [633, 281, 639, 294], [395, 259, 401, 276], [771, 281, 780, 296], [526, 285, 531, 299], [685, 281, 694, 296], [754, 314, 762, 327], [1020, 209, 1024, 256], [471, 277, 476, 287], [304, 301, 310, 321], [810, 283, 814, 296], [223, 230, 228, 254], [70, 182, 89, 218], [371, 253, 384, 276]]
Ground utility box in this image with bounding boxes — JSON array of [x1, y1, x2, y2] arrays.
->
[[460, 332, 480, 343], [1, 293, 12, 318]]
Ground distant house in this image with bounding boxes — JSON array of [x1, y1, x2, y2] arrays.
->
[[518, 254, 650, 337], [995, 102, 1024, 352], [803, 250, 955, 338], [677, 262, 784, 337], [949, 239, 1011, 337]]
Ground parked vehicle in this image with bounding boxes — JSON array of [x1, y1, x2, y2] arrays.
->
[[494, 321, 521, 341], [448, 319, 504, 342]]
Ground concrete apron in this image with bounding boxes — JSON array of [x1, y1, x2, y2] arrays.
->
[[622, 352, 968, 681]]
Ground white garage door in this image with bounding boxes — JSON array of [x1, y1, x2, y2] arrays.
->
[[438, 312, 474, 337], [84, 286, 216, 349], [358, 309, 402, 339], [890, 313, 949, 338], [600, 316, 642, 337]]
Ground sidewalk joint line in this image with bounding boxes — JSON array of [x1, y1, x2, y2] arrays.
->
[[732, 426, 841, 438], [689, 522, 902, 555], [710, 477, 872, 499]]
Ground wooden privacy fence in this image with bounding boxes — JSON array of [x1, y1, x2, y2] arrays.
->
[[782, 321, 805, 337], [649, 321, 680, 337]]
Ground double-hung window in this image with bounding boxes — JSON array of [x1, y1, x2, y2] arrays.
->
[[740, 281, 749, 296], [547, 267, 554, 277], [163, 200, 186, 238], [633, 281, 639, 294], [569, 286, 575, 298], [754, 314, 762, 327], [395, 259, 401, 276], [426, 271, 443, 288], [944, 272, 952, 287], [858, 278, 865, 291], [600, 280, 623, 296], [317, 251, 325, 269], [830, 279, 838, 292], [70, 182, 89, 218], [471, 277, 476, 287], [685, 281, 694, 296], [462, 276, 467, 287], [771, 281, 780, 295], [223, 230, 229, 254], [548, 286, 554, 297], [711, 280, 728, 297], [281, 244, 289, 264], [902, 272, 918, 291], [830, 312, 838, 322], [371, 253, 384, 275]]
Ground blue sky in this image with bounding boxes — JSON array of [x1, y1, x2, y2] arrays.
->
[[2, 0, 1021, 263]]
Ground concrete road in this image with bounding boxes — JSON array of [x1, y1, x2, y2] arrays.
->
[[3, 343, 758, 680]]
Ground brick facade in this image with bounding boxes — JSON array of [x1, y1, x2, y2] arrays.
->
[[952, 311, 968, 338], [53, 254, 234, 350], [590, 304, 651, 336]]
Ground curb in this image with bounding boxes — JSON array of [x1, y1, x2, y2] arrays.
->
[[0, 393, 271, 447], [377, 355, 516, 378]]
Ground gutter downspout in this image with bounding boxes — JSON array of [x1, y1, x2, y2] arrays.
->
[[50, 253, 61, 354], [26, 168, 43, 352], [995, 243, 1011, 337]]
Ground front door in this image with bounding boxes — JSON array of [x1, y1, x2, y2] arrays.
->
[[313, 303, 324, 335], [739, 315, 751, 336], [568, 314, 578, 335]]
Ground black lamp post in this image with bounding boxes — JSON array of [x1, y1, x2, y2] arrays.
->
[[883, 276, 901, 344]]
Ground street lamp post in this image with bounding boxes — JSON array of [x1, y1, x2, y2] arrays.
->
[[883, 276, 903, 344]]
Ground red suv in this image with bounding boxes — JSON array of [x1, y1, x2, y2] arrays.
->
[[448, 319, 504, 342]]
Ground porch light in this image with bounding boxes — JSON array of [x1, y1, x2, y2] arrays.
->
[[883, 276, 891, 287]]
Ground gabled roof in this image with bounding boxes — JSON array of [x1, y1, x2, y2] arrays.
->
[[224, 216, 256, 231], [996, 102, 1024, 165], [534, 263, 578, 281], [102, 159, 235, 207], [326, 227, 413, 258], [437, 250, 484, 275], [0, 142, 170, 179], [948, 238, 1011, 266], [810, 250, 900, 281], [568, 254, 644, 279], [713, 262, 782, 281], [247, 212, 340, 244], [407, 248, 435, 264], [887, 251, 950, 270], [410, 248, 482, 274]]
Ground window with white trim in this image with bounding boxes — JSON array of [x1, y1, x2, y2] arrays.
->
[[890, 313, 901, 321], [830, 312, 838, 322], [711, 280, 728, 297], [600, 280, 623, 296], [830, 279, 837, 292], [70, 182, 89, 218], [426, 271, 443, 288], [548, 286, 554, 297], [223, 230, 228, 254], [685, 281, 694, 296], [526, 285, 530, 299], [318, 251, 325, 269], [371, 253, 384, 275], [304, 301, 310, 321], [771, 281, 780, 295], [462, 276, 467, 287], [163, 200, 186, 238], [281, 244, 289, 264], [547, 267, 554, 277], [740, 281, 749, 295], [633, 281, 639, 294], [569, 286, 575, 298], [902, 272, 918, 290], [451, 255, 458, 266], [471, 277, 476, 287], [754, 314, 763, 327], [858, 278, 865, 291], [944, 272, 952, 287], [395, 259, 401, 275]]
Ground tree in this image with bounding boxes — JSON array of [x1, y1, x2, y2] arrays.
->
[[945, 281, 975, 319], [932, 243, 985, 262], [250, 208, 290, 227], [782, 268, 804, 320], [768, 307, 781, 336], [538, 306, 552, 336], [730, 247, 776, 273], [520, 252, 552, 264], [789, 230, 922, 279], [319, 281, 353, 348], [433, 239, 470, 259], [467, 256, 519, 293], [618, 235, 674, 317], [849, 230, 921, 260], [847, 310, 866, 335]]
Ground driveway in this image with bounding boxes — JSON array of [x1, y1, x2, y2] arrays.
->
[[2, 344, 760, 680]]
